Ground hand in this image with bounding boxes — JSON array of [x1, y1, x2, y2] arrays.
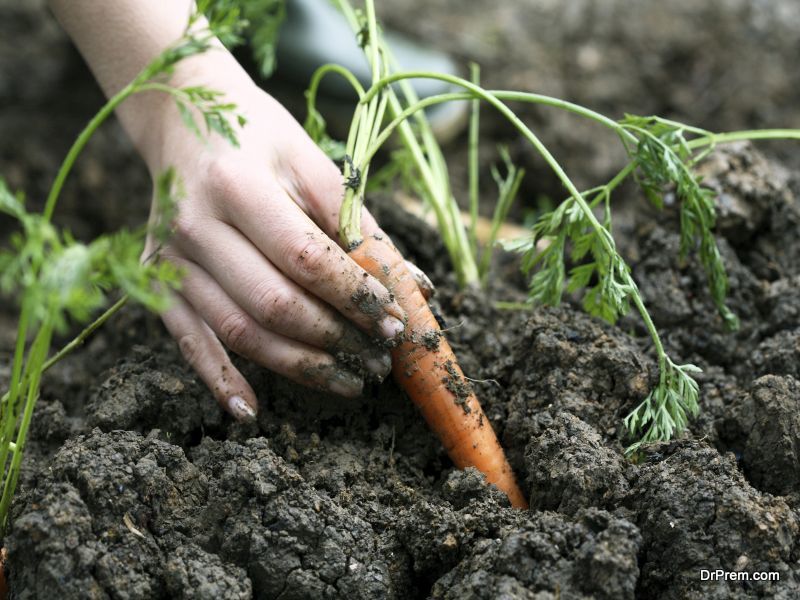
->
[[139, 58, 407, 421]]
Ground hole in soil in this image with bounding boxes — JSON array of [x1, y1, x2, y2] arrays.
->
[[182, 426, 207, 448], [180, 423, 231, 450], [411, 573, 439, 600], [422, 457, 447, 482]]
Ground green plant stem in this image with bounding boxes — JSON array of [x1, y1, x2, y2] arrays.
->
[[360, 89, 638, 171], [468, 64, 480, 257], [604, 162, 637, 196], [330, 1, 479, 284], [0, 318, 53, 535], [0, 296, 129, 413], [44, 295, 129, 372], [336, 0, 386, 248], [359, 93, 463, 171], [389, 71, 466, 270], [389, 90, 481, 285], [43, 82, 138, 222], [362, 73, 636, 142], [688, 129, 800, 147], [362, 70, 673, 381], [365, 0, 380, 86], [364, 76, 613, 251], [0, 303, 30, 485], [630, 286, 667, 381], [305, 63, 366, 100], [479, 163, 524, 283]]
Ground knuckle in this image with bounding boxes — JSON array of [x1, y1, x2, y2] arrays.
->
[[288, 237, 332, 285], [177, 333, 203, 368], [172, 214, 202, 244], [158, 246, 184, 266], [218, 311, 252, 353], [205, 156, 246, 201], [251, 284, 295, 326], [289, 155, 345, 219]]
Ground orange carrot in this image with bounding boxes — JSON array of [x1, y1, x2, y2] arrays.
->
[[350, 234, 528, 509], [0, 547, 7, 599]]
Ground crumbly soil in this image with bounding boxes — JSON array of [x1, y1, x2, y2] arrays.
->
[[3, 2, 800, 599]]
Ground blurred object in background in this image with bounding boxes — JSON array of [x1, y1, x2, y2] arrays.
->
[[2, 0, 800, 238], [269, 0, 468, 142]]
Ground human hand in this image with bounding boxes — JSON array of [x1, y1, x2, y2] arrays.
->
[[138, 56, 407, 421]]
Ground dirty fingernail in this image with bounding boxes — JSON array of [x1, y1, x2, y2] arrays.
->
[[364, 352, 392, 380], [379, 315, 405, 339], [227, 395, 257, 421], [328, 371, 364, 398], [405, 260, 435, 299]]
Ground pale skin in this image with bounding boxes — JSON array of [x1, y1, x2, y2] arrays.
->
[[48, 0, 424, 421]]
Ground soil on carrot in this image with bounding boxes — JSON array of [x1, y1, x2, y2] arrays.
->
[[3, 2, 800, 599]]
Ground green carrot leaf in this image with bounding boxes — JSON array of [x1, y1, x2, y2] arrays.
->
[[621, 115, 737, 330]]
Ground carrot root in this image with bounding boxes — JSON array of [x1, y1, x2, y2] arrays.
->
[[350, 235, 528, 509]]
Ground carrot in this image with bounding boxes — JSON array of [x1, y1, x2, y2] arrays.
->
[[0, 547, 7, 600], [350, 234, 528, 509]]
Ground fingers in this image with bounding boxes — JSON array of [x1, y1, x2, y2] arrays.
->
[[160, 294, 258, 422], [163, 288, 366, 421], [185, 174, 405, 340], [170, 254, 387, 398], [279, 139, 435, 300], [169, 250, 392, 381]]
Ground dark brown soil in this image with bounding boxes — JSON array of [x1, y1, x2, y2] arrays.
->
[[3, 2, 800, 599], [380, 0, 800, 205]]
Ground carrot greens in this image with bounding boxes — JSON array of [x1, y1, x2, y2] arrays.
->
[[0, 1, 246, 536], [299, 0, 800, 454]]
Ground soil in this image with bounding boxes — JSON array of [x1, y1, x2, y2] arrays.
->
[[3, 1, 800, 599]]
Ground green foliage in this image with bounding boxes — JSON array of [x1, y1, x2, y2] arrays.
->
[[0, 1, 245, 536], [500, 113, 758, 451], [0, 182, 179, 334], [138, 0, 246, 83], [479, 147, 524, 282], [503, 187, 633, 325], [621, 115, 739, 330], [241, 0, 286, 78], [175, 86, 246, 148], [0, 176, 180, 534], [197, 0, 247, 46], [623, 360, 702, 454], [304, 103, 346, 160]]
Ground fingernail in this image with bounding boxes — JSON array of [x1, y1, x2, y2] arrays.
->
[[227, 395, 257, 421], [405, 260, 435, 298], [379, 315, 405, 339], [328, 371, 364, 398], [364, 352, 392, 380]]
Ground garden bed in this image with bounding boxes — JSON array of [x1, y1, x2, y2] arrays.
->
[[2, 1, 800, 598]]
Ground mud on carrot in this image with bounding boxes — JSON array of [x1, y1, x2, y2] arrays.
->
[[316, 0, 526, 508], [350, 234, 528, 509]]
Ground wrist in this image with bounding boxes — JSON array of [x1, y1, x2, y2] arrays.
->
[[122, 48, 253, 174]]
